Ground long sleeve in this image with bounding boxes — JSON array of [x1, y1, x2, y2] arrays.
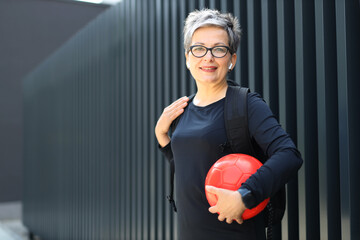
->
[[240, 93, 303, 205], [158, 142, 173, 163]]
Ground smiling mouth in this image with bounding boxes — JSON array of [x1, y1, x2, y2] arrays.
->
[[200, 66, 217, 71]]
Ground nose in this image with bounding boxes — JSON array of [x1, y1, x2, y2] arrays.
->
[[203, 50, 214, 61]]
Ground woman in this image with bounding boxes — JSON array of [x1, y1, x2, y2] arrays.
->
[[155, 9, 302, 240]]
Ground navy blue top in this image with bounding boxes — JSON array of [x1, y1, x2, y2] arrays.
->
[[159, 91, 302, 240]]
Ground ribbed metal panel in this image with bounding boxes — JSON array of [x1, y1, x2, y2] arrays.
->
[[23, 0, 360, 239]]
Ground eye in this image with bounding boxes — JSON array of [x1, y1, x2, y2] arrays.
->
[[213, 47, 227, 53], [192, 46, 206, 52]]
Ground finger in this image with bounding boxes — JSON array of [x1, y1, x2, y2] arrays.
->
[[168, 96, 189, 109], [205, 185, 219, 195], [165, 101, 188, 119], [163, 108, 184, 124], [236, 219, 243, 224], [208, 206, 217, 214], [226, 218, 233, 224], [160, 106, 185, 125], [218, 215, 225, 222], [168, 100, 188, 113], [169, 108, 186, 120]]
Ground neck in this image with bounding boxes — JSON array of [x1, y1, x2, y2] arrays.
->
[[193, 80, 228, 106]]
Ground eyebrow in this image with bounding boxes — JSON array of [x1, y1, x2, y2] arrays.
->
[[192, 42, 227, 46]]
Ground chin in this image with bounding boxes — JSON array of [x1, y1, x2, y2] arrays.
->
[[196, 75, 225, 84]]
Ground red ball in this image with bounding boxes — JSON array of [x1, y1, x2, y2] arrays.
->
[[205, 153, 269, 220]]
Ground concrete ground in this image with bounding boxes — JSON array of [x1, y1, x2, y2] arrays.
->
[[0, 202, 29, 240]]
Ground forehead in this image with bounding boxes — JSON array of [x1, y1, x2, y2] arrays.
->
[[191, 26, 229, 46]]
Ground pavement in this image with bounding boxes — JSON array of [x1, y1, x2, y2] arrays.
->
[[0, 202, 29, 240]]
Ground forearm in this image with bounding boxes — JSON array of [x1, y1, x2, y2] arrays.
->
[[156, 131, 171, 148], [244, 93, 303, 204], [241, 148, 302, 204]]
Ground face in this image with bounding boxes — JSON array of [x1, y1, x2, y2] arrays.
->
[[185, 26, 237, 85]]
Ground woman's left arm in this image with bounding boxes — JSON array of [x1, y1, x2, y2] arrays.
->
[[240, 93, 303, 205], [209, 93, 303, 223]]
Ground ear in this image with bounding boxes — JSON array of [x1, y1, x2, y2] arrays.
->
[[185, 52, 190, 68], [229, 53, 237, 70]]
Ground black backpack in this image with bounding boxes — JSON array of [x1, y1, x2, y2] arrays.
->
[[166, 80, 286, 231]]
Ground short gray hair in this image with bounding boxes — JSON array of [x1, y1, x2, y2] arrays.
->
[[183, 9, 241, 54]]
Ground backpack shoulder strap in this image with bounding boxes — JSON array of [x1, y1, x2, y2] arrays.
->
[[225, 85, 286, 232], [224, 85, 254, 155]]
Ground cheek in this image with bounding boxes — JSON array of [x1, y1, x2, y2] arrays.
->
[[189, 59, 201, 68], [217, 61, 230, 70]]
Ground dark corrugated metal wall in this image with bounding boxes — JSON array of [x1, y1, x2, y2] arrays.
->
[[23, 0, 360, 239]]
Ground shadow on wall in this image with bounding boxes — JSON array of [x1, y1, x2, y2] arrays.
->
[[0, 0, 108, 203]]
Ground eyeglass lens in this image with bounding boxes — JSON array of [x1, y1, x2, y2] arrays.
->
[[191, 46, 228, 58]]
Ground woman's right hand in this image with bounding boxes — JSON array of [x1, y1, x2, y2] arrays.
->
[[155, 96, 189, 147]]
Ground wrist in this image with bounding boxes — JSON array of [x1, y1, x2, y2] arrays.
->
[[238, 187, 256, 209], [155, 130, 170, 148], [155, 124, 169, 136]]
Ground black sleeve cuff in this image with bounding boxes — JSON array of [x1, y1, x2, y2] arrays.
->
[[158, 142, 173, 163], [238, 187, 257, 209]]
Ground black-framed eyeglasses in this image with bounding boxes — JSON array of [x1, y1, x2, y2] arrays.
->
[[189, 45, 231, 58]]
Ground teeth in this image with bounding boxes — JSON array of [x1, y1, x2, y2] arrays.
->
[[202, 68, 215, 70]]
